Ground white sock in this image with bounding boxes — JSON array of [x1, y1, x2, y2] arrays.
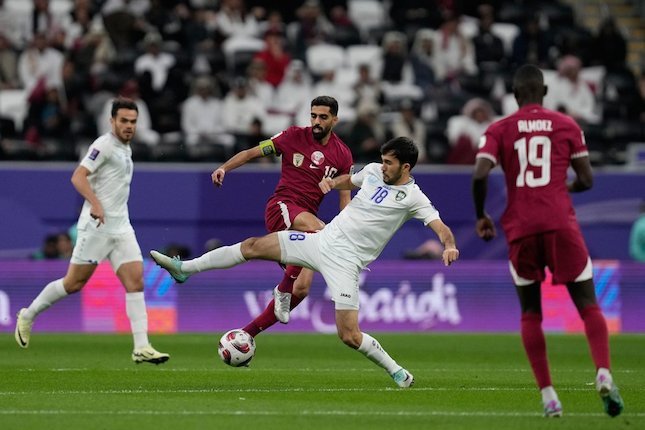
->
[[357, 332, 400, 375], [24, 278, 68, 321], [541, 386, 559, 404], [126, 292, 149, 349], [182, 243, 246, 274]]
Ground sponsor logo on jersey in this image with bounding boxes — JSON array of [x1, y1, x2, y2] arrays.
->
[[293, 153, 304, 167], [395, 191, 407, 201], [89, 148, 100, 160]]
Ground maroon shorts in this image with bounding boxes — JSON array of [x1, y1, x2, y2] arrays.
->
[[508, 225, 590, 285], [265, 198, 310, 233]]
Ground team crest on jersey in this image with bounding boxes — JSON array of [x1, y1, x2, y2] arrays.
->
[[395, 191, 407, 201], [293, 153, 304, 167], [310, 151, 325, 166]]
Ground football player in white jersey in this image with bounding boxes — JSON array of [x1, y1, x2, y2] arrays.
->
[[15, 98, 169, 364], [151, 137, 458, 385]]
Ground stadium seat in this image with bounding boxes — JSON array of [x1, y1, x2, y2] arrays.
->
[[348, 0, 386, 40], [305, 44, 346, 76], [222, 37, 265, 76], [345, 44, 383, 76], [0, 89, 27, 133]]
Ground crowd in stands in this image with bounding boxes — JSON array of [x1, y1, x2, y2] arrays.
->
[[0, 0, 643, 165]]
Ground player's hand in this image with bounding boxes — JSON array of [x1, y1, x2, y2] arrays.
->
[[90, 203, 105, 227], [318, 178, 335, 194], [212, 168, 226, 187], [476, 215, 496, 241], [442, 247, 459, 266]]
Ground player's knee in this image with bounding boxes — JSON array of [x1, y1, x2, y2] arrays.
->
[[62, 278, 87, 294], [240, 237, 261, 259], [292, 279, 310, 299]]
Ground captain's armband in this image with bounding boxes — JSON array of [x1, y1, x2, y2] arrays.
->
[[258, 139, 276, 156]]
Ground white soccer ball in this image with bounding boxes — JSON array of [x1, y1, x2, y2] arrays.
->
[[218, 329, 256, 367]]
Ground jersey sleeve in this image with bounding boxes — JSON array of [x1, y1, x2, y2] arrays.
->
[[350, 163, 378, 187], [410, 189, 441, 225], [263, 127, 292, 156], [568, 122, 589, 159], [80, 138, 112, 173], [476, 124, 501, 165]]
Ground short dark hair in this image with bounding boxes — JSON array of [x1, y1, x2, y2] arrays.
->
[[381, 136, 419, 169], [512, 64, 545, 99], [111, 97, 138, 118], [311, 95, 338, 116]]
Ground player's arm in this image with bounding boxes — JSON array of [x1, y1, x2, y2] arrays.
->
[[427, 219, 459, 266], [472, 157, 496, 241], [212, 143, 269, 187], [319, 174, 357, 194], [568, 156, 593, 193], [71, 166, 104, 226], [338, 189, 351, 210]]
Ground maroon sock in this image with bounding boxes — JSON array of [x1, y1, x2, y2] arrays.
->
[[242, 289, 306, 337], [521, 312, 552, 389], [580, 304, 610, 370], [277, 266, 302, 293]]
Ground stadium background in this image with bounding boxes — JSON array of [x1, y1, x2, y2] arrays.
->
[[0, 0, 644, 335]]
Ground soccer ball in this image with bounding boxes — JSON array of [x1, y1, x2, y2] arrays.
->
[[218, 329, 256, 367]]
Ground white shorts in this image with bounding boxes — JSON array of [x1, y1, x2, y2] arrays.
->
[[277, 231, 361, 309], [71, 225, 142, 271]]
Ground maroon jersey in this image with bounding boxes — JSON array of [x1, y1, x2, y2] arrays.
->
[[263, 126, 354, 215], [477, 104, 589, 242]]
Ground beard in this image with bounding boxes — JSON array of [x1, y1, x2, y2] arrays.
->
[[312, 125, 328, 141]]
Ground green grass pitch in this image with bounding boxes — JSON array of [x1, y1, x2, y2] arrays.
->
[[1, 333, 643, 429]]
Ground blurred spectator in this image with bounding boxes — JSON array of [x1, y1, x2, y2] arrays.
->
[[381, 31, 414, 85], [353, 63, 383, 108], [312, 66, 355, 115], [432, 12, 477, 83], [629, 200, 645, 262], [0, 33, 19, 89], [17, 0, 68, 48], [388, 99, 427, 163], [328, 4, 360, 47], [74, 24, 117, 78], [101, 0, 148, 50], [31, 234, 60, 260], [446, 97, 495, 164], [181, 75, 233, 148], [134, 32, 176, 93], [0, 0, 21, 48], [215, 0, 263, 39], [545, 55, 600, 125], [274, 60, 312, 117], [246, 58, 274, 108], [389, 0, 443, 33], [223, 77, 266, 148], [56, 232, 73, 259], [97, 80, 160, 146], [291, 0, 334, 61], [65, 0, 99, 49], [253, 30, 291, 87], [347, 101, 384, 163], [18, 32, 64, 94], [473, 4, 505, 69], [409, 29, 437, 93], [592, 17, 627, 71], [511, 15, 550, 69]]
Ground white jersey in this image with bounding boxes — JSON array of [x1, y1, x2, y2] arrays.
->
[[78, 133, 134, 234], [320, 163, 440, 268]]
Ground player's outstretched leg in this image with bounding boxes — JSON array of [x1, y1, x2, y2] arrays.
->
[[596, 368, 624, 417]]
